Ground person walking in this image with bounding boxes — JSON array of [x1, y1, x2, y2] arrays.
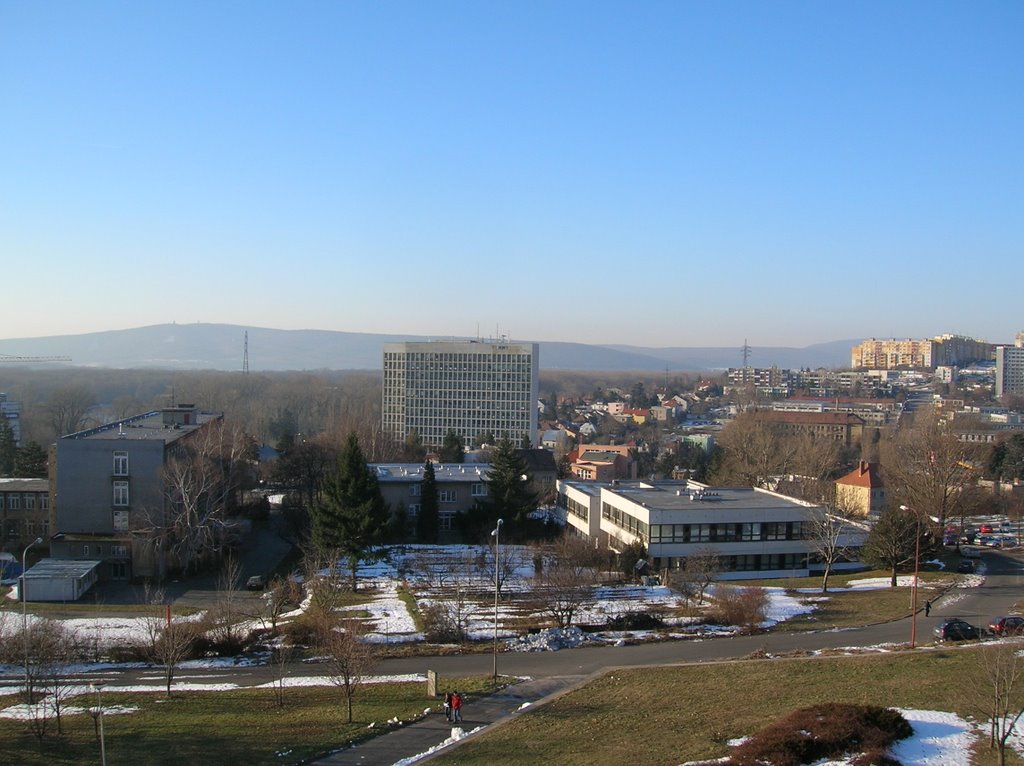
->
[[925, 600, 931, 617], [443, 691, 452, 722], [451, 690, 463, 723]]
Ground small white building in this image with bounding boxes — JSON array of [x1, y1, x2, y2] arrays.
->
[[556, 479, 866, 580], [22, 559, 101, 602]]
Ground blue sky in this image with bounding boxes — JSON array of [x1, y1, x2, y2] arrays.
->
[[1, 2, 1021, 348]]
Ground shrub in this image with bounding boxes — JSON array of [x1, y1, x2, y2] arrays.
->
[[712, 585, 768, 634], [605, 611, 665, 631], [421, 602, 466, 643], [713, 703, 912, 766]]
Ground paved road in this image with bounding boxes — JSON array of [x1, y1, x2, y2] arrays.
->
[[16, 549, 1024, 765]]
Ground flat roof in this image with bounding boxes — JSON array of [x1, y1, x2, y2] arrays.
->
[[62, 410, 220, 444], [0, 478, 48, 491], [25, 559, 101, 580], [372, 463, 491, 483]]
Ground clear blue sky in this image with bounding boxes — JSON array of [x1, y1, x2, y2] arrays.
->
[[2, 2, 1021, 348]]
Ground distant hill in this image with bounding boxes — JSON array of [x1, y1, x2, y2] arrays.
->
[[0, 324, 857, 372]]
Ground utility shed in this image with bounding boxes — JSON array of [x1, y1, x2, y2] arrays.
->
[[22, 559, 100, 602]]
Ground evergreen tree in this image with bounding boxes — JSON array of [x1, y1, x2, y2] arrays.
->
[[439, 430, 465, 463], [0, 421, 15, 476], [14, 441, 48, 478], [461, 439, 537, 541], [313, 434, 389, 591], [416, 460, 439, 543]]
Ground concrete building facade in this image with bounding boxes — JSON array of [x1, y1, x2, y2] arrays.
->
[[51, 404, 223, 581], [556, 479, 866, 580], [382, 340, 540, 448], [996, 339, 1024, 398]]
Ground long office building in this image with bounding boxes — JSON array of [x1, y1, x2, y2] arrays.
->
[[382, 340, 539, 448], [851, 334, 994, 370]]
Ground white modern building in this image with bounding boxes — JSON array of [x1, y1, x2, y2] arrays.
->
[[382, 340, 540, 448], [996, 338, 1024, 398], [556, 479, 866, 580]]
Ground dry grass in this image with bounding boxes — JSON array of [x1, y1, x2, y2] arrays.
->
[[431, 647, 1023, 766]]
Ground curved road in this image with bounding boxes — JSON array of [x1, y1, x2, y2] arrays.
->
[[51, 549, 1024, 764]]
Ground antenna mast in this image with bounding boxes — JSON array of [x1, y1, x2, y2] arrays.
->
[[243, 331, 249, 374], [741, 339, 752, 369]]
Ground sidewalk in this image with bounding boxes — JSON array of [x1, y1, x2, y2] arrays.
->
[[313, 675, 585, 766]]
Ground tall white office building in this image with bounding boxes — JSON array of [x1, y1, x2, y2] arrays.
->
[[996, 335, 1024, 398], [383, 340, 539, 448]]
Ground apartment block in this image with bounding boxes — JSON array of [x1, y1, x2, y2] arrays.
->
[[996, 335, 1024, 398], [382, 340, 539, 448]]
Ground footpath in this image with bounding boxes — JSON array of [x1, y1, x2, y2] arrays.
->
[[313, 674, 585, 766]]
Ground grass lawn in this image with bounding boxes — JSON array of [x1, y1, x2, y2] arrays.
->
[[0, 676, 499, 766], [431, 646, 1023, 766]]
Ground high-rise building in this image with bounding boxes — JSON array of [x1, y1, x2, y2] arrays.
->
[[382, 340, 539, 448], [851, 334, 994, 370], [996, 333, 1024, 398]]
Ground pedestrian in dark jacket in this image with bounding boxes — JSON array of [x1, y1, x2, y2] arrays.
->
[[443, 691, 452, 721]]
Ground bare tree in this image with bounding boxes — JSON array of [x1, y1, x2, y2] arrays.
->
[[141, 598, 197, 698], [206, 555, 246, 651], [257, 576, 302, 633], [270, 643, 294, 708], [35, 619, 77, 735], [161, 420, 249, 574], [314, 614, 376, 724], [974, 644, 1024, 766], [533, 537, 599, 629], [674, 546, 720, 606], [806, 504, 860, 593], [45, 384, 95, 438], [712, 411, 798, 487], [882, 411, 981, 530]]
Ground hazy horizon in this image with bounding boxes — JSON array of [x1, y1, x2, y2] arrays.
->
[[3, 3, 1020, 347]]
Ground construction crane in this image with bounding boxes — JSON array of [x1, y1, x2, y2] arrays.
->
[[0, 354, 72, 362]]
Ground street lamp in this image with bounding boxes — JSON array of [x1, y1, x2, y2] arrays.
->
[[491, 518, 504, 680], [22, 536, 42, 697], [900, 505, 939, 648], [91, 681, 107, 766]]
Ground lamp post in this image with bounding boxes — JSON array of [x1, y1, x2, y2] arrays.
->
[[900, 505, 939, 648], [91, 681, 107, 766], [491, 518, 504, 680], [22, 536, 42, 697]]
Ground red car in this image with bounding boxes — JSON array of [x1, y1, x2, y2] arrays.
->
[[990, 616, 1024, 636]]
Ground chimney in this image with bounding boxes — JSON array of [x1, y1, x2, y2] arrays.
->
[[859, 460, 869, 476]]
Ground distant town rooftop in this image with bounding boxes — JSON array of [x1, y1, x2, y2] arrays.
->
[[372, 463, 491, 482]]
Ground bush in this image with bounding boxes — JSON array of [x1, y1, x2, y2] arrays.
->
[[712, 585, 768, 634], [421, 602, 466, 643], [713, 703, 912, 766], [605, 611, 665, 631]]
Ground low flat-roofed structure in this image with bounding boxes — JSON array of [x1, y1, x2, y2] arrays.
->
[[556, 479, 866, 580], [22, 558, 100, 602]]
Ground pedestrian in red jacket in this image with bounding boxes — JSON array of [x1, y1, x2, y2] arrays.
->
[[451, 690, 463, 723]]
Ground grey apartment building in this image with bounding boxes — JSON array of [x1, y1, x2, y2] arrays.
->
[[51, 404, 222, 580], [382, 340, 539, 448]]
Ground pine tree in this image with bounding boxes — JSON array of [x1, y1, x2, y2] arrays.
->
[[476, 439, 537, 540], [416, 461, 439, 543], [0, 421, 16, 477], [440, 430, 465, 463], [313, 434, 389, 591], [14, 441, 48, 478]]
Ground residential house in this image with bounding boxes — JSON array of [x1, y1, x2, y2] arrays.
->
[[834, 461, 886, 518]]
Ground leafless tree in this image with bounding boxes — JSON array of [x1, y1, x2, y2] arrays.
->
[[314, 614, 376, 724], [712, 411, 798, 487], [673, 546, 720, 606], [806, 504, 859, 593], [881, 411, 981, 530], [257, 576, 302, 633], [206, 555, 246, 650], [34, 619, 77, 735], [141, 597, 197, 698], [974, 644, 1024, 766], [45, 384, 95, 438], [270, 643, 294, 708], [532, 537, 600, 629], [161, 419, 250, 574]]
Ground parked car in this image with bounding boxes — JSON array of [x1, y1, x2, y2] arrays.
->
[[957, 559, 976, 574], [935, 617, 980, 641], [980, 523, 995, 534], [989, 616, 1024, 636], [246, 575, 267, 591]]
